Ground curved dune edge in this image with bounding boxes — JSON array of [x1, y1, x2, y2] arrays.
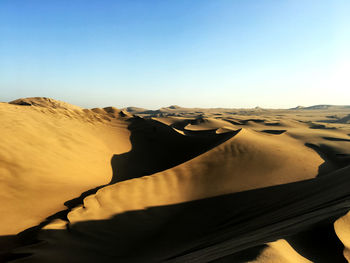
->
[[9, 97, 82, 110], [13, 165, 350, 263], [0, 100, 240, 236], [183, 118, 235, 131], [0, 104, 236, 236], [1, 98, 350, 262], [335, 211, 350, 261], [0, 101, 132, 235], [66, 127, 323, 224], [249, 239, 312, 263]]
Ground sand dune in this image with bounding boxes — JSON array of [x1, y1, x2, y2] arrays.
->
[[0, 99, 131, 235], [12, 165, 350, 262], [249, 240, 312, 263], [1, 98, 350, 262]]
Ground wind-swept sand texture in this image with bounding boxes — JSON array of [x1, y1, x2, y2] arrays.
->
[[0, 98, 132, 235], [1, 98, 350, 262]]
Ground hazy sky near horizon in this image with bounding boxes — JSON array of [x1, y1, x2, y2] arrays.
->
[[1, 0, 349, 109]]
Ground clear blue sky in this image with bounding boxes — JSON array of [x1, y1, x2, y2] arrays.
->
[[1, 0, 349, 109]]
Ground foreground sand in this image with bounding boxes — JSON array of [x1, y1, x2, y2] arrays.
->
[[1, 98, 350, 262]]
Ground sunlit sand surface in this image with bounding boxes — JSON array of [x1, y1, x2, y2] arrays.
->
[[1, 98, 350, 262]]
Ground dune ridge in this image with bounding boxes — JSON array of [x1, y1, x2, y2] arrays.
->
[[1, 98, 350, 262]]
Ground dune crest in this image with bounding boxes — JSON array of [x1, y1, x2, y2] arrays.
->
[[250, 240, 312, 263], [9, 97, 82, 111], [0, 100, 131, 235], [1, 98, 350, 262]]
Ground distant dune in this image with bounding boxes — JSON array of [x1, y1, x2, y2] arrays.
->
[[1, 98, 350, 262], [302, 105, 350, 110], [337, 114, 350, 124], [122, 106, 149, 114], [10, 97, 83, 110]]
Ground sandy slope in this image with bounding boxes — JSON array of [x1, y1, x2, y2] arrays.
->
[[66, 127, 323, 225], [250, 240, 312, 263], [13, 165, 350, 263], [0, 99, 131, 235], [1, 98, 350, 262]]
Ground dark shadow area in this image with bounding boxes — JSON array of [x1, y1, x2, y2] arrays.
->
[[221, 119, 242, 125], [0, 207, 72, 263], [261, 129, 286, 135], [220, 118, 267, 126], [208, 245, 267, 263], [13, 101, 32, 106], [6, 165, 350, 262], [309, 124, 336, 130], [305, 143, 339, 176], [164, 116, 224, 135], [316, 120, 337, 124], [2, 116, 350, 262], [169, 118, 193, 130], [334, 115, 350, 124], [0, 117, 238, 262], [0, 235, 31, 263], [323, 136, 350, 142], [306, 143, 350, 175], [64, 185, 106, 209], [239, 119, 265, 125], [286, 218, 346, 263], [110, 117, 239, 182], [182, 129, 220, 136], [314, 116, 339, 124], [0, 185, 110, 263], [169, 117, 234, 133], [264, 122, 282, 126]]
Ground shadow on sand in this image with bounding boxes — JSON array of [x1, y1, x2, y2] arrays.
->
[[4, 165, 350, 263], [0, 117, 238, 262], [1, 117, 350, 262], [110, 117, 239, 183]]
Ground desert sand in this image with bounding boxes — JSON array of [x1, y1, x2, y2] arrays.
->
[[1, 97, 350, 262]]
